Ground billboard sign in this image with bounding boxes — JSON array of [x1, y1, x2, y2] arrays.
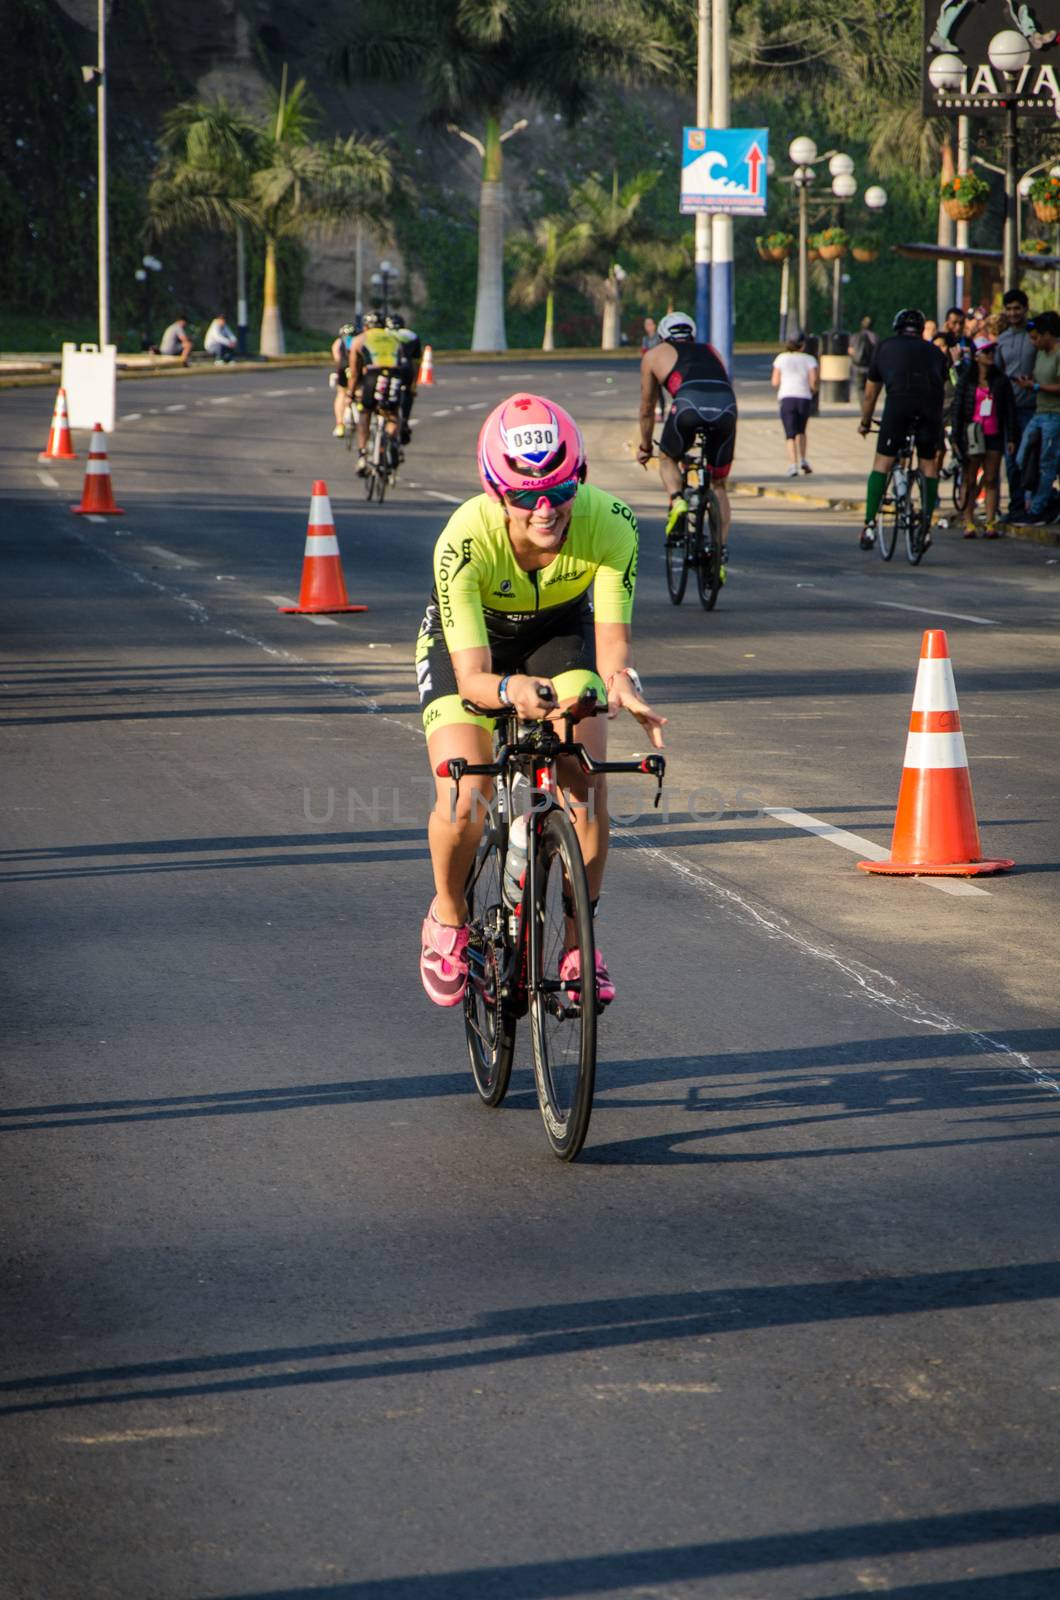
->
[[680, 127, 769, 216], [923, 0, 1060, 117]]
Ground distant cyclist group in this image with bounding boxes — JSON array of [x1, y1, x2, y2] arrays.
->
[[330, 309, 423, 478]]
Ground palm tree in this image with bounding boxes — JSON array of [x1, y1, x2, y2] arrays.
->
[[629, 234, 694, 317], [569, 169, 659, 348], [508, 214, 592, 350], [149, 75, 391, 356], [332, 0, 674, 351]]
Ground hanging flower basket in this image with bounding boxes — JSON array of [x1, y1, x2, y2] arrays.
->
[[816, 226, 849, 262], [1034, 200, 1060, 223], [807, 247, 821, 262], [818, 244, 846, 261], [943, 197, 986, 221], [756, 231, 794, 262], [941, 172, 989, 223], [852, 245, 879, 262], [1030, 174, 1060, 222]]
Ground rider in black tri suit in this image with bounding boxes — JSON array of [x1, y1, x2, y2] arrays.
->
[[638, 310, 738, 546], [858, 306, 948, 550]]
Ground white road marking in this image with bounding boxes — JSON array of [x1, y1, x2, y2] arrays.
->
[[764, 806, 990, 897], [60, 1425, 221, 1446], [142, 545, 196, 567], [209, 396, 234, 404], [122, 413, 142, 422], [266, 388, 293, 396], [431, 409, 451, 418], [873, 600, 998, 626], [423, 490, 463, 504], [265, 594, 298, 608], [36, 471, 59, 488], [165, 404, 186, 413], [86, 514, 108, 524], [305, 615, 339, 626], [466, 401, 488, 410]]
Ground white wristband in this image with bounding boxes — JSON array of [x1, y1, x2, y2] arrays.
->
[[607, 668, 643, 698]]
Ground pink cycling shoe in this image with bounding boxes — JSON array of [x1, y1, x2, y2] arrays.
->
[[420, 899, 470, 1007], [559, 947, 616, 1007]]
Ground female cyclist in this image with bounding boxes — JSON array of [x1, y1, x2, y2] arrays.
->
[[415, 392, 666, 1008]]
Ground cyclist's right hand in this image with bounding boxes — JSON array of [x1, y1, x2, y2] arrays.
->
[[507, 675, 558, 719]]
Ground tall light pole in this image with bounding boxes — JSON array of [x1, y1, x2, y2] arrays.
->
[[82, 0, 109, 347], [789, 136, 817, 335], [988, 29, 1032, 290], [710, 0, 733, 371], [829, 154, 856, 335], [695, 0, 711, 342]]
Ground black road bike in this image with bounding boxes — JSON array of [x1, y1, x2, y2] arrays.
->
[[664, 432, 726, 609], [871, 421, 931, 566], [439, 690, 665, 1161]]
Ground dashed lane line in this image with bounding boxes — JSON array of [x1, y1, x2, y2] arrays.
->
[[165, 404, 186, 413], [263, 593, 339, 626], [142, 545, 197, 568], [423, 490, 463, 504], [36, 471, 59, 489], [763, 807, 990, 898], [873, 600, 999, 627], [85, 514, 108, 524], [122, 413, 142, 422]]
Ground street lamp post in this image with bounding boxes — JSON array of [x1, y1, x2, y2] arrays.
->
[[829, 155, 856, 336], [988, 29, 1032, 290], [135, 254, 162, 350], [370, 259, 399, 318], [789, 136, 818, 336]]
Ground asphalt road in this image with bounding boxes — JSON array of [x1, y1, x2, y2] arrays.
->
[[2, 359, 1059, 1600]]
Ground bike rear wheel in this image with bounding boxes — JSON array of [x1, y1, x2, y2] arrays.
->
[[464, 822, 516, 1106], [665, 516, 689, 604], [905, 469, 927, 564], [694, 491, 723, 610], [528, 807, 597, 1160], [878, 471, 900, 560]]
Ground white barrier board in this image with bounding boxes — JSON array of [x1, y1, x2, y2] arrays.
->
[[61, 342, 117, 433]]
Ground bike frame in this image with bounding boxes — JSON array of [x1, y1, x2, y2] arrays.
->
[[440, 699, 665, 1007]]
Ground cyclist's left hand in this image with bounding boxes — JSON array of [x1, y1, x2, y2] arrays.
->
[[607, 677, 666, 749], [636, 443, 653, 467], [858, 418, 872, 436]]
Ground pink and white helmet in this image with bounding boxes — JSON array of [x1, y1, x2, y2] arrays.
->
[[477, 393, 587, 499]]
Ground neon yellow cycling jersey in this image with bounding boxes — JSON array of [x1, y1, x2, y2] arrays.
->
[[432, 484, 638, 653], [359, 328, 408, 369]]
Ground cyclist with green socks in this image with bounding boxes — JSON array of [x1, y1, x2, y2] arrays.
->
[[858, 307, 949, 550]]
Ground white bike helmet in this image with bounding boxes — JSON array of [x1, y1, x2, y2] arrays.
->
[[658, 311, 696, 342]]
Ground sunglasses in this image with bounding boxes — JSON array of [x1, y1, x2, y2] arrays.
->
[[504, 479, 579, 510]]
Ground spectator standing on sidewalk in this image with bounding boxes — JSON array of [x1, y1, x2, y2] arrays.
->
[[204, 314, 238, 363], [849, 314, 878, 393], [995, 288, 1037, 522], [1014, 311, 1060, 524], [952, 337, 1015, 538], [771, 334, 819, 476], [159, 316, 192, 366], [640, 316, 661, 353]]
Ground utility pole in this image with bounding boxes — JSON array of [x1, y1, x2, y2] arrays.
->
[[710, 0, 732, 371], [694, 0, 711, 341], [955, 116, 970, 309], [96, 0, 109, 347]]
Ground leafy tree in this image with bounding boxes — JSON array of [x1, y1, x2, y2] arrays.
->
[[569, 169, 659, 348], [332, 0, 674, 351], [148, 76, 391, 354], [508, 214, 592, 350], [629, 234, 694, 317]]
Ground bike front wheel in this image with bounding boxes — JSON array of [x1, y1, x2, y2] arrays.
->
[[694, 492, 723, 610], [464, 823, 516, 1107], [528, 807, 597, 1160], [905, 469, 927, 565]]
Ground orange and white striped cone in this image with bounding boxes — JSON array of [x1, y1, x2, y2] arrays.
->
[[39, 386, 77, 461], [278, 480, 367, 615], [858, 629, 1013, 877], [70, 423, 125, 514], [418, 344, 435, 386]]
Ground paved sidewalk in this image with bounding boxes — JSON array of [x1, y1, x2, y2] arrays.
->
[[728, 372, 1060, 546]]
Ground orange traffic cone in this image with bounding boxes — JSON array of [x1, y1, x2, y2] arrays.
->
[[39, 387, 77, 461], [70, 424, 124, 514], [858, 630, 1014, 877], [418, 344, 435, 386], [278, 481, 367, 615]]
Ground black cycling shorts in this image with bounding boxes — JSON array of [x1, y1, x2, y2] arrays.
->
[[415, 596, 603, 735], [877, 398, 943, 460], [660, 380, 738, 480], [362, 368, 408, 413]]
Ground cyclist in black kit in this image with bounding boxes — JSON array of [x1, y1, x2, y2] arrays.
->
[[638, 311, 738, 546], [858, 306, 949, 550]]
